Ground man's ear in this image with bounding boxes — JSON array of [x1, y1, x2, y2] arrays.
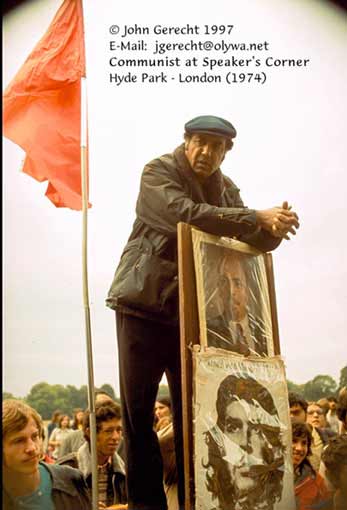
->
[[184, 134, 190, 151]]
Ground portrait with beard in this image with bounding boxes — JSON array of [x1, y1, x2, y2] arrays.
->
[[203, 374, 285, 510]]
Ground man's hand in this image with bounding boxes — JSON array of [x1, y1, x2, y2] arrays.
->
[[105, 505, 128, 509], [102, 502, 129, 510], [256, 201, 299, 240]]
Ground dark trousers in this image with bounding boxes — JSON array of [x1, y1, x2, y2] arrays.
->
[[116, 311, 184, 510]]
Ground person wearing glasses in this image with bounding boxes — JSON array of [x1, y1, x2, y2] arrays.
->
[[306, 402, 336, 472]]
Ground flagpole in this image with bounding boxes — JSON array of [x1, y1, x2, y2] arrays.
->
[[81, 72, 99, 510], [80, 2, 98, 508]]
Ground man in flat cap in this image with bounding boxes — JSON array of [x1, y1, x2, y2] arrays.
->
[[106, 115, 299, 510]]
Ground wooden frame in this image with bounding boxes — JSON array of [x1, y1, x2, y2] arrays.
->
[[192, 229, 280, 357], [178, 223, 281, 510]]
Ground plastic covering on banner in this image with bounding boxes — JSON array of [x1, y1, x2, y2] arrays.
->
[[192, 229, 274, 357], [193, 350, 295, 510]]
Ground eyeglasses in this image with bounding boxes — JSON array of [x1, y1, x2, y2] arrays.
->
[[307, 409, 324, 416]]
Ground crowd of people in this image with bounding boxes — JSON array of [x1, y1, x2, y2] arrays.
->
[[2, 390, 178, 510], [288, 387, 347, 510], [2, 385, 347, 510]]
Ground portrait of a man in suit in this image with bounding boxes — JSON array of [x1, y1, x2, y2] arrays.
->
[[204, 246, 272, 356]]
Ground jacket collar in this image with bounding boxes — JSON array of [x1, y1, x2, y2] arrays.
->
[[39, 462, 79, 497], [76, 441, 125, 479], [173, 144, 225, 207], [2, 462, 81, 504]]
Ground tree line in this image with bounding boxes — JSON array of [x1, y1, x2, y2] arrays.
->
[[287, 365, 347, 401], [2, 381, 171, 420], [3, 367, 346, 420]]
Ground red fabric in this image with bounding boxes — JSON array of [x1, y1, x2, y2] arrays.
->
[[3, 0, 87, 210], [295, 472, 332, 510], [42, 454, 55, 464]]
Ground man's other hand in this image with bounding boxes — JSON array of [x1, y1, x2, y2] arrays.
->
[[256, 201, 300, 240]]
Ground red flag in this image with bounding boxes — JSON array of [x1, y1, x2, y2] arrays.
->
[[3, 0, 87, 210]]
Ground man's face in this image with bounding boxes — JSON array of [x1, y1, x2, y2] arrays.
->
[[222, 399, 279, 498], [96, 418, 123, 458], [185, 133, 227, 181], [292, 436, 308, 468], [3, 418, 41, 475], [306, 404, 325, 429], [290, 404, 307, 424], [222, 257, 248, 321]]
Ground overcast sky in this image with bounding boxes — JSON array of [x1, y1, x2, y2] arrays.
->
[[3, 0, 347, 398]]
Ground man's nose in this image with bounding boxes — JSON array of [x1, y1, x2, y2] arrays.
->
[[25, 439, 37, 453], [111, 429, 122, 440], [294, 445, 304, 454], [201, 144, 212, 157], [238, 429, 249, 451]]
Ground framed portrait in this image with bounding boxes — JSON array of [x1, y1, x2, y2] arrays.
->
[[192, 229, 279, 357], [193, 350, 295, 510]]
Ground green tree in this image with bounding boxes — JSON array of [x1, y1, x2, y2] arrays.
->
[[338, 366, 347, 390], [303, 375, 337, 401], [3, 392, 16, 400], [25, 382, 70, 419], [66, 384, 88, 410], [287, 380, 305, 395], [99, 384, 116, 400], [157, 384, 170, 399]]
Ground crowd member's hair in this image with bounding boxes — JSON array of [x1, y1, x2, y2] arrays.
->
[[292, 422, 313, 456], [50, 409, 62, 423], [317, 398, 330, 416], [72, 408, 84, 429], [57, 414, 70, 428], [321, 435, 347, 489], [327, 396, 338, 404], [95, 389, 114, 404], [83, 402, 121, 442], [156, 395, 171, 408], [2, 399, 43, 440], [204, 375, 285, 510], [337, 387, 347, 425], [184, 131, 233, 151], [288, 392, 308, 412], [307, 401, 324, 409]]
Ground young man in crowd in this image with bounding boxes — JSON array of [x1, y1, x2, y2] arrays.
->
[[59, 388, 116, 459], [58, 401, 127, 508], [2, 399, 90, 510], [306, 401, 336, 472], [288, 392, 308, 424], [292, 422, 331, 510]]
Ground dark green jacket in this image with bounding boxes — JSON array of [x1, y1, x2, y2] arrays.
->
[[2, 462, 91, 510], [107, 144, 280, 323]]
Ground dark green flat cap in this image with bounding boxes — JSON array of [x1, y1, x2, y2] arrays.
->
[[184, 115, 237, 139]]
